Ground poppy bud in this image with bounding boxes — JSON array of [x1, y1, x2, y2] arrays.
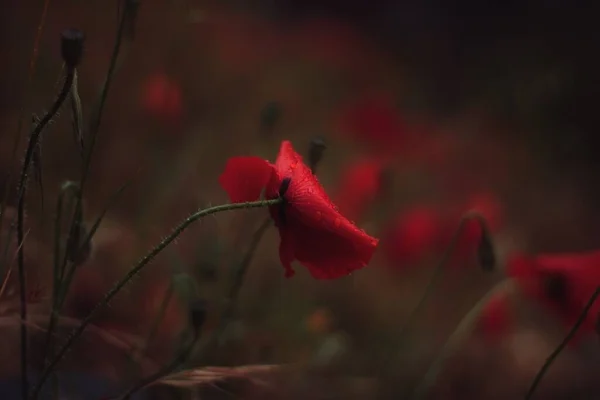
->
[[124, 0, 141, 39], [61, 29, 85, 68], [259, 101, 282, 133], [542, 271, 568, 304], [66, 220, 92, 267], [308, 137, 327, 174], [189, 298, 207, 332], [279, 177, 292, 198], [477, 227, 496, 271]]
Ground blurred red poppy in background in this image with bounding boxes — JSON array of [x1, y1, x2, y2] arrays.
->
[[219, 140, 379, 279], [334, 92, 409, 154], [381, 205, 445, 269], [334, 158, 388, 223], [507, 250, 600, 344], [141, 72, 183, 122]]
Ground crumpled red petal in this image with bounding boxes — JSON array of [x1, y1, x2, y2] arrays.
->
[[270, 140, 379, 279], [218, 156, 274, 203]]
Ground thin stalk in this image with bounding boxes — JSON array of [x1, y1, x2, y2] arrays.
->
[[17, 67, 74, 399], [409, 280, 514, 400], [30, 197, 281, 399], [524, 286, 600, 399]]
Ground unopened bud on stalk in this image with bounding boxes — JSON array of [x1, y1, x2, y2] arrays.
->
[[61, 29, 85, 68], [542, 271, 568, 303], [189, 298, 207, 332], [308, 137, 327, 174], [66, 220, 92, 267], [260, 101, 282, 133], [124, 0, 141, 39], [477, 226, 496, 272]]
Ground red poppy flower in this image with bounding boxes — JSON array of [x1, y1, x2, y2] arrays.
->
[[381, 206, 444, 269], [334, 158, 388, 223], [334, 92, 408, 153], [141, 73, 183, 122], [507, 251, 600, 342], [218, 140, 379, 279]]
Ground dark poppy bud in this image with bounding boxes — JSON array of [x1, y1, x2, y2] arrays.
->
[[542, 271, 568, 304], [66, 220, 92, 267], [279, 177, 291, 198], [61, 29, 85, 68], [124, 0, 141, 39], [477, 228, 496, 271], [189, 298, 207, 332], [308, 137, 327, 174], [260, 101, 282, 133]]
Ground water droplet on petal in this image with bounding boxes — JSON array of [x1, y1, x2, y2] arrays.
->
[[334, 218, 341, 228], [316, 211, 322, 220]]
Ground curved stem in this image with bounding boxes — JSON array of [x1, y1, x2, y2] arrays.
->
[[17, 67, 74, 399], [409, 280, 514, 400], [30, 197, 281, 399], [524, 286, 600, 399]]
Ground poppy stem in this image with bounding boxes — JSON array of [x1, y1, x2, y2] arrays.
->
[[222, 217, 272, 334], [409, 279, 514, 400], [16, 66, 74, 400], [29, 197, 282, 399], [524, 286, 600, 399]]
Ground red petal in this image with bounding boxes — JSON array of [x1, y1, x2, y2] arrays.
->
[[277, 220, 378, 279], [218, 156, 274, 203]]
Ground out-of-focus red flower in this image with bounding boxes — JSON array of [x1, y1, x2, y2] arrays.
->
[[381, 206, 444, 269], [477, 291, 514, 339], [507, 251, 600, 344], [334, 158, 388, 223], [219, 140, 379, 279], [141, 73, 183, 122], [334, 92, 408, 153]]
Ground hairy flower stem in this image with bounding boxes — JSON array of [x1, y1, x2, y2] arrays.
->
[[525, 286, 600, 399], [17, 67, 74, 399], [30, 197, 282, 399], [410, 279, 514, 400]]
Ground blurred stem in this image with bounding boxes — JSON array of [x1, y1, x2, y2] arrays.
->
[[525, 286, 600, 399], [43, 181, 79, 364], [223, 217, 272, 325], [17, 66, 74, 400], [30, 197, 282, 399], [409, 279, 514, 400], [396, 212, 489, 343]]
